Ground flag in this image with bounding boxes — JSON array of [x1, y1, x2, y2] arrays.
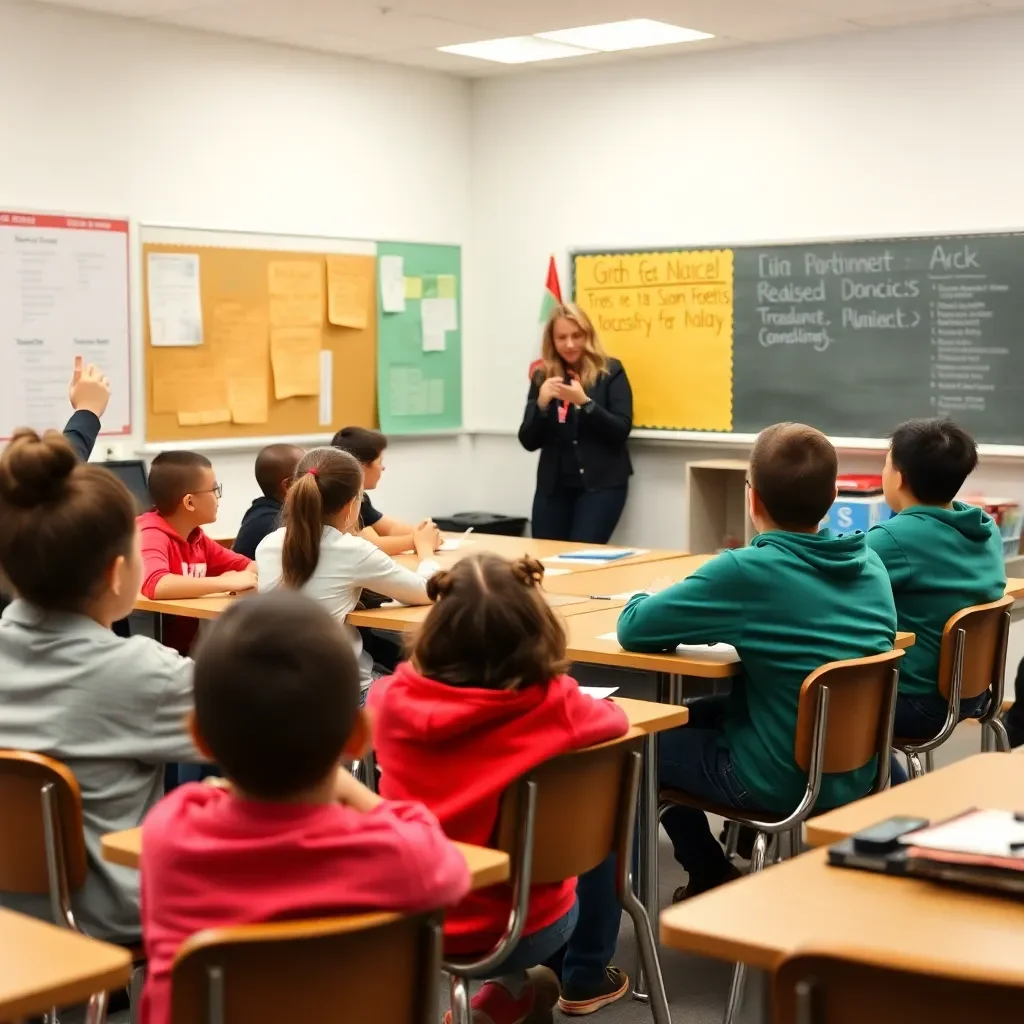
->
[[539, 255, 562, 323]]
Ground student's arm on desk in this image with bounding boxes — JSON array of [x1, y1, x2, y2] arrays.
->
[[865, 526, 913, 591], [616, 552, 745, 651], [360, 525, 414, 556], [150, 571, 256, 599]]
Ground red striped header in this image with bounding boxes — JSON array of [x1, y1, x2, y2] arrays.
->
[[0, 211, 128, 233]]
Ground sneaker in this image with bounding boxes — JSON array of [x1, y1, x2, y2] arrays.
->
[[444, 979, 535, 1024], [523, 966, 561, 1024], [672, 863, 743, 903], [557, 966, 629, 1016]]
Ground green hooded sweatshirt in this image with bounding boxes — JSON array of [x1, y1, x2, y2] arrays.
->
[[866, 501, 1005, 701], [616, 529, 896, 812]]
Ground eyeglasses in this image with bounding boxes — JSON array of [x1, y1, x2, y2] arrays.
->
[[193, 483, 223, 499]]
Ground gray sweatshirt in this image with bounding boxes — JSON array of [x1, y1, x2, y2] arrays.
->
[[0, 600, 199, 942]]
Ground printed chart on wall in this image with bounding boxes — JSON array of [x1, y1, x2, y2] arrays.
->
[[376, 241, 462, 434], [0, 210, 131, 440], [574, 251, 734, 430]]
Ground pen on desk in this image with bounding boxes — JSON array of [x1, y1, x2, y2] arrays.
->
[[589, 595, 614, 600]]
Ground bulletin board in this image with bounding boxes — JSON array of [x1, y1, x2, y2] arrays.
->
[[141, 225, 378, 443], [376, 241, 462, 434]]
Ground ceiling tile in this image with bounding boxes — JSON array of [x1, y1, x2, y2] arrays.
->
[[31, 0, 206, 16], [850, 1, 993, 26], [781, 0, 984, 16]]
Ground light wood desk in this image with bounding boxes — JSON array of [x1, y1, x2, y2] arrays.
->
[[543, 555, 713, 598], [1005, 577, 1024, 599], [103, 829, 510, 891], [136, 593, 237, 621], [0, 909, 132, 1021], [659, 845, 1024, 986], [805, 752, 1024, 848]]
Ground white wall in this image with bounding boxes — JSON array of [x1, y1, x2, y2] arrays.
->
[[467, 11, 1024, 548], [0, 0, 473, 531]]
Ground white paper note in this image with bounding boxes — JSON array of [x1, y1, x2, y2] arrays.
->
[[318, 350, 333, 426], [595, 632, 737, 656], [542, 568, 573, 576], [379, 255, 405, 313], [580, 686, 619, 700], [421, 298, 450, 352], [147, 253, 203, 346]]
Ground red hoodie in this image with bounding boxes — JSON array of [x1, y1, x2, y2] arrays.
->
[[138, 511, 251, 654], [369, 663, 629, 953]]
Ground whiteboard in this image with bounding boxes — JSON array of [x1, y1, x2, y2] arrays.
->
[[0, 209, 132, 440]]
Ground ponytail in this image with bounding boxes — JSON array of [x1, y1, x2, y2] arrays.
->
[[280, 448, 363, 589]]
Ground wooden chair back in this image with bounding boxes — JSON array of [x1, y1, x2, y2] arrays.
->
[[171, 911, 442, 1024], [0, 750, 87, 894], [774, 951, 1024, 1023], [794, 650, 903, 775], [493, 735, 643, 886], [938, 596, 1013, 702]]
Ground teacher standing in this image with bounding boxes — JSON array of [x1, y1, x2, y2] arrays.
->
[[518, 303, 633, 543]]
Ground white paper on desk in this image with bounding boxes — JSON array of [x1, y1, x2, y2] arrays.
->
[[580, 686, 619, 700], [147, 252, 203, 346], [596, 632, 737, 656], [901, 809, 1024, 858], [543, 548, 649, 565], [606, 590, 645, 600], [379, 255, 405, 313], [439, 537, 477, 552], [542, 567, 573, 576]]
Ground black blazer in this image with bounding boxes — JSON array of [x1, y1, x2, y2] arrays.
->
[[518, 358, 633, 494]]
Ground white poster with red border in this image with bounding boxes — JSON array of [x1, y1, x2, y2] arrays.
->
[[0, 210, 131, 440]]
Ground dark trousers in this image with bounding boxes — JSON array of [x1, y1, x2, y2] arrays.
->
[[1004, 659, 1024, 748], [889, 690, 990, 784], [531, 485, 628, 544]]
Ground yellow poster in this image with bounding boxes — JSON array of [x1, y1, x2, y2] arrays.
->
[[270, 327, 321, 400], [212, 303, 270, 424], [268, 260, 324, 327], [574, 251, 734, 431], [326, 254, 373, 329]]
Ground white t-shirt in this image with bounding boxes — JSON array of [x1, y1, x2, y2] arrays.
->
[[256, 525, 437, 685]]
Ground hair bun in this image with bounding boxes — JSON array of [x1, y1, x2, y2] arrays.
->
[[510, 556, 545, 588], [0, 429, 77, 509], [426, 569, 456, 602]]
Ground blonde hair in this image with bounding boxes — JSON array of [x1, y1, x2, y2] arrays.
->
[[539, 303, 610, 390]]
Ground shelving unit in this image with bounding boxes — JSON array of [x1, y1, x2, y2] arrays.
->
[[687, 459, 753, 555]]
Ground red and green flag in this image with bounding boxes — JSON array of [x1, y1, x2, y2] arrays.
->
[[539, 255, 563, 322]]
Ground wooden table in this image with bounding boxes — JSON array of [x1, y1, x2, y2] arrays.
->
[[804, 752, 1024, 848], [0, 909, 132, 1021], [543, 555, 713, 598], [659, 845, 1024, 986], [1005, 577, 1024, 599]]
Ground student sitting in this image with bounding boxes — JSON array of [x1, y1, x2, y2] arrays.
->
[[255, 447, 438, 696], [868, 418, 1005, 773], [139, 451, 257, 655], [331, 425, 441, 555], [232, 443, 304, 559], [617, 423, 896, 899], [0, 429, 199, 943], [140, 590, 469, 1024], [371, 555, 631, 1024]]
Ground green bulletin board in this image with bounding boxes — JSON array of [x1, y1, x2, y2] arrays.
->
[[376, 241, 462, 433]]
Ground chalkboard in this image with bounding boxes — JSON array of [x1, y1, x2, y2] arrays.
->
[[573, 233, 1024, 445]]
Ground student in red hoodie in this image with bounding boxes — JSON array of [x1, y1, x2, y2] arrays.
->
[[371, 554, 630, 1024], [140, 591, 470, 1024], [138, 450, 257, 655]]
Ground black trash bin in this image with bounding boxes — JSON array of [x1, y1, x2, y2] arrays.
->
[[433, 512, 528, 537]]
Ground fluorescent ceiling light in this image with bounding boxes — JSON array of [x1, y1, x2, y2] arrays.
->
[[538, 19, 713, 52], [438, 35, 593, 64]]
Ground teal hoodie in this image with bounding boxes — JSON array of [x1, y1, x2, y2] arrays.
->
[[866, 501, 1005, 701], [616, 529, 896, 812]]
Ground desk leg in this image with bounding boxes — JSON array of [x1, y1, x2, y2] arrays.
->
[[154, 612, 164, 646], [633, 670, 671, 1001]]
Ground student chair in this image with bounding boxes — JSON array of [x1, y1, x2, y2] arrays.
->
[[659, 648, 904, 1024], [896, 596, 1013, 777], [0, 750, 143, 1024], [773, 950, 1024, 1024], [443, 735, 671, 1024], [170, 911, 442, 1024]]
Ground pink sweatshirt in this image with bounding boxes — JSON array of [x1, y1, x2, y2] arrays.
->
[[140, 784, 470, 1024]]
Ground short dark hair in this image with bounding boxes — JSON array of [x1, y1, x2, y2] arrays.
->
[[410, 554, 568, 691], [331, 426, 387, 466], [890, 418, 978, 504], [255, 444, 304, 500], [0, 430, 136, 611], [750, 422, 837, 530], [193, 590, 362, 800], [148, 451, 212, 516]]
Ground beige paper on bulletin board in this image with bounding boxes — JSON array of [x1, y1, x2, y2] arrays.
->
[[143, 239, 377, 443]]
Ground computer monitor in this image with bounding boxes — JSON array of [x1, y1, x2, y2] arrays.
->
[[101, 459, 152, 514]]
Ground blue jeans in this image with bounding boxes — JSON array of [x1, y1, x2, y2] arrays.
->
[[486, 903, 579, 981], [890, 691, 989, 784], [531, 485, 628, 544], [544, 855, 621, 990], [658, 698, 758, 890]]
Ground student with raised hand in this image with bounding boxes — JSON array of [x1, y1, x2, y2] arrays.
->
[[869, 418, 1005, 776], [255, 446, 438, 696], [371, 555, 632, 1023], [331, 425, 441, 555], [618, 423, 896, 899], [140, 590, 469, 1024], [0, 429, 199, 943], [63, 354, 112, 461], [232, 443, 304, 560]]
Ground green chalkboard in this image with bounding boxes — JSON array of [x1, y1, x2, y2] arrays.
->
[[575, 232, 1024, 444], [376, 242, 462, 434]]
